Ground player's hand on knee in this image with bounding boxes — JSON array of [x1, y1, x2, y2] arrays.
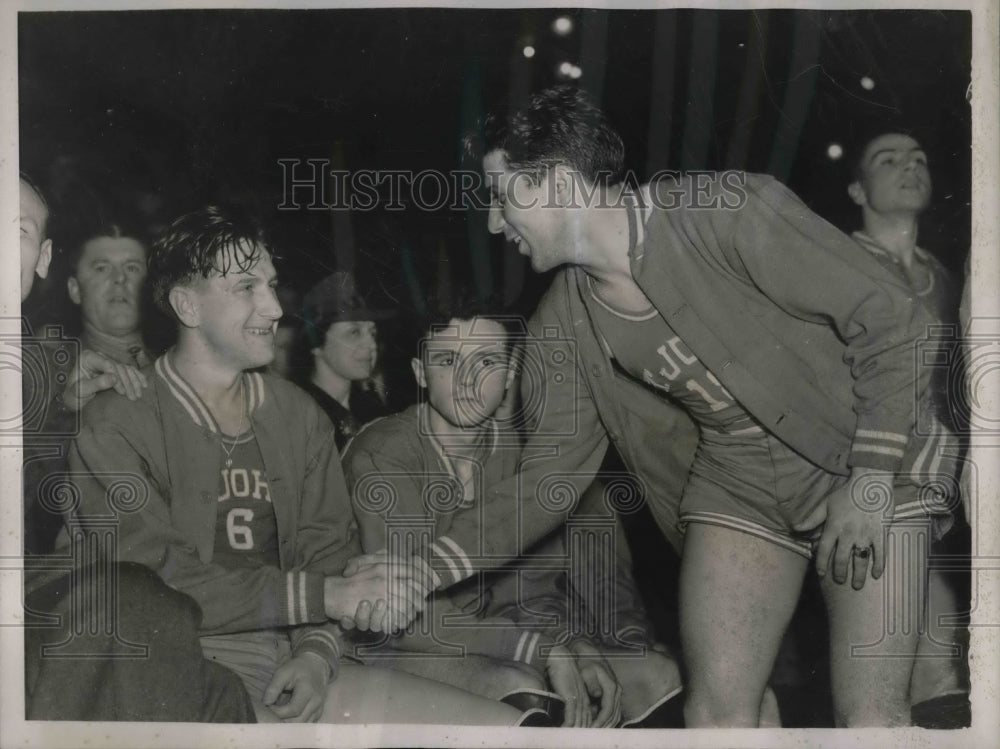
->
[[546, 645, 591, 727], [570, 641, 622, 728], [262, 653, 329, 723], [815, 468, 890, 589]]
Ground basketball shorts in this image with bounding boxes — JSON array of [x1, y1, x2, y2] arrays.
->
[[678, 426, 956, 558]]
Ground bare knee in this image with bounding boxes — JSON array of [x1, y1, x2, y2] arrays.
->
[[491, 662, 546, 697]]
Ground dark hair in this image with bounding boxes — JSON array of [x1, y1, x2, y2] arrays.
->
[[471, 85, 626, 187], [148, 205, 272, 319], [847, 125, 925, 183], [415, 287, 518, 354], [59, 215, 150, 278]]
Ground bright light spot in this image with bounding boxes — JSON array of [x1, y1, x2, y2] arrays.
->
[[827, 143, 844, 160], [860, 76, 875, 90], [569, 65, 582, 80], [523, 45, 535, 58], [553, 16, 573, 35], [558, 61, 573, 77]]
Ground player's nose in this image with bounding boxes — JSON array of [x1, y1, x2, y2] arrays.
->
[[260, 287, 282, 319], [487, 203, 505, 235]]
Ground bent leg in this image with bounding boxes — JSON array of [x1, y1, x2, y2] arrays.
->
[[322, 663, 523, 725], [358, 651, 546, 700], [599, 646, 682, 724], [821, 518, 929, 727], [680, 523, 808, 727]]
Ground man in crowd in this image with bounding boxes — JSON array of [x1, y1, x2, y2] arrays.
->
[[62, 215, 153, 367], [847, 129, 969, 727]]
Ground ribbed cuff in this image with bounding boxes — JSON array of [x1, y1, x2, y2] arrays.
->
[[511, 630, 555, 669], [280, 570, 327, 626], [422, 535, 473, 588], [850, 426, 909, 473], [291, 627, 342, 680]]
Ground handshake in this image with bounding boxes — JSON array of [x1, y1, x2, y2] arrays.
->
[[323, 551, 437, 632]]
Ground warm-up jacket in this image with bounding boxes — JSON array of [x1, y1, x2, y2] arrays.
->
[[419, 172, 934, 587], [344, 404, 653, 670], [59, 353, 360, 675]]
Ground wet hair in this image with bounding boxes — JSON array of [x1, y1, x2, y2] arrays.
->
[[471, 85, 626, 187], [148, 205, 272, 319]]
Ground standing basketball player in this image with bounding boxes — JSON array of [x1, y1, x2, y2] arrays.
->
[[352, 86, 950, 727]]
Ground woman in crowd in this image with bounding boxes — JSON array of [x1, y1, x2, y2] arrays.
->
[[294, 271, 392, 449]]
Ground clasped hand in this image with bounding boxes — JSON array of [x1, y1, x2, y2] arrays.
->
[[325, 551, 431, 632]]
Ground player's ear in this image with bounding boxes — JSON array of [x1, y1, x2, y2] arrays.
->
[[169, 285, 199, 328], [411, 356, 427, 388], [551, 164, 574, 207], [847, 181, 867, 207], [36, 238, 52, 280], [67, 275, 82, 305]]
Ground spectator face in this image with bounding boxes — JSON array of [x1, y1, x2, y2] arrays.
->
[[314, 321, 378, 383], [484, 149, 570, 274], [173, 244, 282, 373], [413, 316, 513, 429], [68, 236, 147, 337], [19, 180, 52, 301], [849, 133, 931, 216]]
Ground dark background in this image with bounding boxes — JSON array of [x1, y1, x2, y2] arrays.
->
[[20, 8, 972, 316], [18, 8, 973, 727]]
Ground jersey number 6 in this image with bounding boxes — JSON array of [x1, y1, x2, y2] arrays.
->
[[227, 507, 254, 550]]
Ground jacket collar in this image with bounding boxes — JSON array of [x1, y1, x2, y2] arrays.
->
[[155, 352, 266, 434]]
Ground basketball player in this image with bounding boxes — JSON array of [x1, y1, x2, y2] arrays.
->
[[58, 204, 523, 725], [344, 294, 691, 727], [351, 86, 950, 727]]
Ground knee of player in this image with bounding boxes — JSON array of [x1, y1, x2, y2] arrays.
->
[[493, 662, 546, 697], [683, 681, 766, 728], [639, 649, 683, 690]]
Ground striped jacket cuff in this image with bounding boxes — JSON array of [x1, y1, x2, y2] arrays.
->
[[291, 626, 342, 679], [424, 535, 474, 588], [511, 630, 554, 668], [280, 571, 327, 626], [850, 427, 909, 472]]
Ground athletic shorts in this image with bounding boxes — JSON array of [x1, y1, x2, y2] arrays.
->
[[678, 427, 955, 558], [200, 629, 292, 702]]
